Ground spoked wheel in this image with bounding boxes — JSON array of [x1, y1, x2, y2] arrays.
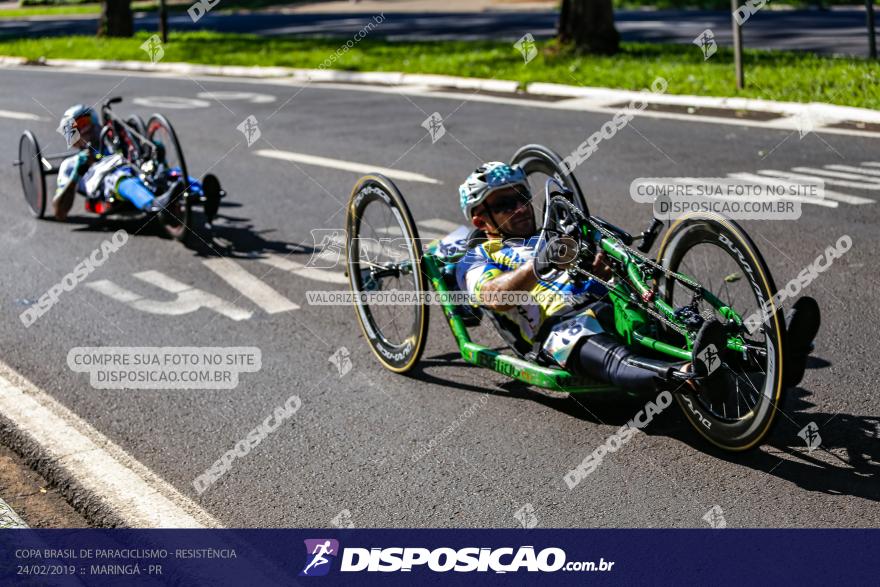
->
[[126, 114, 147, 137], [125, 114, 148, 160], [148, 114, 192, 241], [17, 131, 46, 218], [510, 144, 590, 218], [346, 174, 429, 373], [657, 212, 785, 451]]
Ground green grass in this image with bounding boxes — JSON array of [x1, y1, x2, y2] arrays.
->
[[0, 0, 318, 18], [2, 31, 877, 109], [0, 2, 160, 18]]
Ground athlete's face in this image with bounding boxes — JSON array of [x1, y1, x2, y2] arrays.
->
[[473, 186, 536, 239], [71, 114, 98, 149]]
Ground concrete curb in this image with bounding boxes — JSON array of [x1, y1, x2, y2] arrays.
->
[[0, 360, 221, 528], [0, 496, 28, 529], [3, 55, 879, 125]]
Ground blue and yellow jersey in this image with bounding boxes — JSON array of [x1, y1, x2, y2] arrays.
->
[[455, 235, 607, 357]]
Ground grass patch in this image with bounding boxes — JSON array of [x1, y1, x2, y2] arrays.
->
[[2, 31, 877, 109], [0, 2, 161, 18]]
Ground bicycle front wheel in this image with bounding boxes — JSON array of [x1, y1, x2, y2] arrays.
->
[[346, 174, 429, 373], [657, 212, 785, 451]]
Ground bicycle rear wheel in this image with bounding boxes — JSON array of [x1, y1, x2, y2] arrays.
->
[[657, 212, 785, 451], [510, 143, 590, 217], [18, 131, 46, 218], [148, 114, 192, 241], [346, 175, 429, 373]]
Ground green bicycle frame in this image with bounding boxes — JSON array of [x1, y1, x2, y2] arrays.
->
[[595, 232, 747, 361], [421, 225, 747, 394], [422, 246, 625, 396]]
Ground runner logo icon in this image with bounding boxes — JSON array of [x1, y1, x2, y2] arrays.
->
[[300, 539, 340, 576]]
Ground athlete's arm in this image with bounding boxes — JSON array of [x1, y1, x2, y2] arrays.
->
[[52, 181, 78, 221], [52, 151, 90, 221], [479, 261, 538, 312]]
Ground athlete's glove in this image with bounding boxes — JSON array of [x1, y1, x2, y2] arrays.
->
[[534, 236, 579, 278], [72, 150, 91, 180]]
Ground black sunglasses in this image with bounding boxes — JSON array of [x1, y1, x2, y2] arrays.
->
[[483, 192, 532, 214]]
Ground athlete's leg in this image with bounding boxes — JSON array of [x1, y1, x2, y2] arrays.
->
[[567, 333, 685, 394], [117, 177, 155, 211]]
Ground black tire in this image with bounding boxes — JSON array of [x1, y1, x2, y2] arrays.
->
[[510, 143, 589, 217], [125, 114, 148, 160], [18, 131, 46, 218], [346, 174, 429, 373], [657, 212, 785, 451], [147, 114, 192, 242], [126, 114, 147, 137]]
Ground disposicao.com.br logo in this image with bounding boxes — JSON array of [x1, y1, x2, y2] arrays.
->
[[300, 541, 613, 575]]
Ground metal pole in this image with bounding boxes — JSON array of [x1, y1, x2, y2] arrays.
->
[[159, 0, 168, 43], [731, 0, 744, 89], [868, 0, 877, 59]]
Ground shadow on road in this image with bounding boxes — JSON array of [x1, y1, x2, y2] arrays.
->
[[414, 349, 878, 503]]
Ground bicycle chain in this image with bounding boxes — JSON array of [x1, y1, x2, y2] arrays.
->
[[549, 196, 696, 338]]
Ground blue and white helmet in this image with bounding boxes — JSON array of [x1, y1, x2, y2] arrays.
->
[[57, 104, 99, 148], [459, 162, 529, 221]]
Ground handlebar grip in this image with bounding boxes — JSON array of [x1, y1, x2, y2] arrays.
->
[[636, 218, 664, 253]]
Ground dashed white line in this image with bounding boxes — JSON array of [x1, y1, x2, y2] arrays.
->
[[203, 258, 300, 314], [254, 149, 441, 184], [0, 109, 40, 121], [758, 169, 880, 192]]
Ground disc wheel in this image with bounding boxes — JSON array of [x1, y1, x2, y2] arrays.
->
[[657, 212, 785, 451], [510, 143, 590, 218], [346, 174, 429, 373], [147, 114, 192, 241], [18, 131, 46, 218]]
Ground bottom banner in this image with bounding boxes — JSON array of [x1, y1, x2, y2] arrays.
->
[[1, 529, 877, 585]]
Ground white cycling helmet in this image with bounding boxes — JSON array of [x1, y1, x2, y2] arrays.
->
[[459, 162, 530, 221], [58, 104, 99, 148]]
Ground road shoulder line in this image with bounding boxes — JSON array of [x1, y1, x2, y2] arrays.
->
[[0, 359, 221, 528]]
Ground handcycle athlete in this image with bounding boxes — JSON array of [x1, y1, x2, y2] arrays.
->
[[52, 104, 184, 221], [456, 162, 821, 394]]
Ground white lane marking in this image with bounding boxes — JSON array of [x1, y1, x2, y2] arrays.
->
[[791, 166, 880, 186], [254, 149, 441, 185], [196, 91, 276, 104], [132, 96, 211, 109], [825, 164, 880, 177], [419, 218, 462, 233], [864, 162, 880, 168], [758, 169, 880, 192], [0, 360, 221, 528], [727, 173, 869, 206], [0, 497, 28, 529], [202, 258, 299, 313], [87, 270, 252, 320], [257, 253, 347, 285], [0, 109, 40, 120]]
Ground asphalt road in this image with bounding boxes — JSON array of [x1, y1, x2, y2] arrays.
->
[[1, 66, 878, 528], [0, 9, 875, 57]]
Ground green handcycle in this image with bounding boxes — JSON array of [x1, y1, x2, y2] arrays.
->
[[345, 144, 786, 451]]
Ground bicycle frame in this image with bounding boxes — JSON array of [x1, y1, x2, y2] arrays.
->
[[420, 204, 751, 394], [591, 228, 748, 362], [421, 248, 625, 396]]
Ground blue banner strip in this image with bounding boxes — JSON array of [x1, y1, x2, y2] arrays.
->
[[1, 529, 877, 585]]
